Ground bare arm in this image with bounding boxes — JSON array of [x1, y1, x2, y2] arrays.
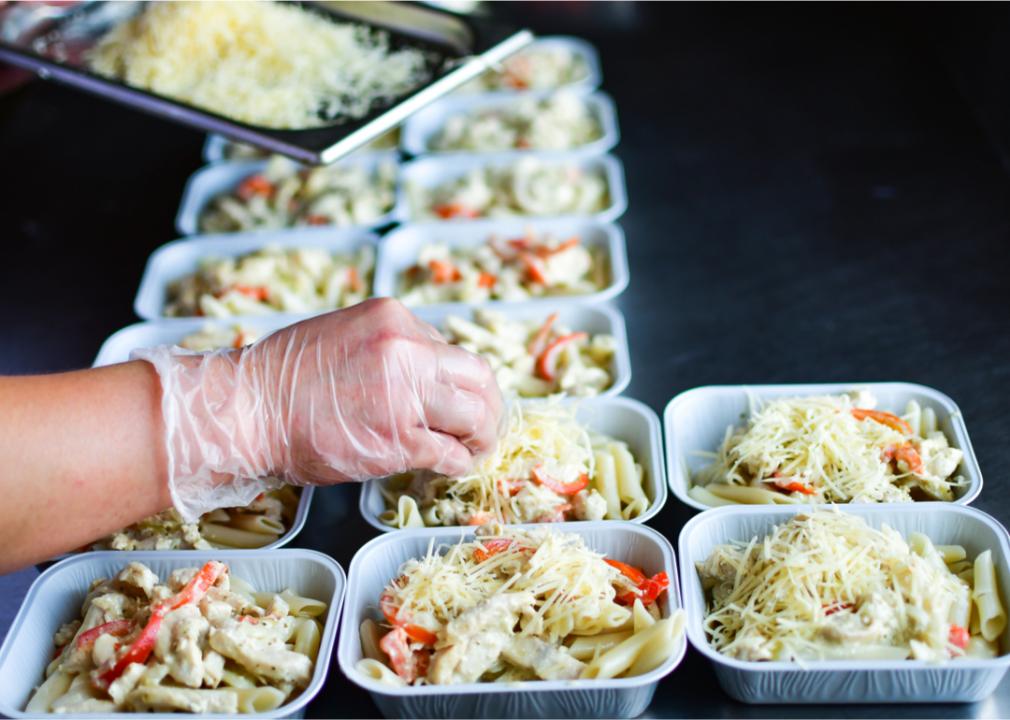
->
[[0, 299, 502, 573], [0, 361, 171, 571]]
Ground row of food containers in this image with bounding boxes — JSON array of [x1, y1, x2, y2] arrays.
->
[[4, 505, 1008, 718]]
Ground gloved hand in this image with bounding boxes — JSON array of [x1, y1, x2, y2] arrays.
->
[[134, 298, 503, 521]]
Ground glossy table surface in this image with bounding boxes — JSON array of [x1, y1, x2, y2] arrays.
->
[[1, 2, 1009, 717]]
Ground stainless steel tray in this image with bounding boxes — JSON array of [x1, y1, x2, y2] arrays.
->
[[0, 1, 532, 165]]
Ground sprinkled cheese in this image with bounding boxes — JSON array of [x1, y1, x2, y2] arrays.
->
[[88, 1, 432, 129], [698, 510, 976, 662]]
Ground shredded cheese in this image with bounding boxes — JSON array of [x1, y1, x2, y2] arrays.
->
[[88, 1, 432, 129]]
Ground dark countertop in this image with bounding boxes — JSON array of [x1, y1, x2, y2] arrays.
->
[[1, 3, 1009, 718]]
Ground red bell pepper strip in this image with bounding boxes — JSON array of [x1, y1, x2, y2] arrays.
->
[[473, 539, 515, 563], [380, 627, 430, 682], [94, 561, 226, 690], [606, 559, 669, 606], [527, 312, 558, 356], [770, 476, 816, 495], [433, 203, 479, 220], [535, 332, 588, 381], [305, 214, 330, 226], [477, 271, 497, 288], [236, 174, 275, 200], [230, 284, 270, 302], [893, 444, 924, 474], [605, 558, 647, 585], [428, 259, 462, 284], [534, 237, 580, 258], [531, 464, 589, 495], [520, 253, 548, 285], [348, 267, 363, 293], [379, 592, 437, 646], [75, 619, 133, 651], [949, 624, 970, 649], [851, 408, 913, 435]]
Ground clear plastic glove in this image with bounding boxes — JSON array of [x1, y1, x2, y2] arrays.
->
[[134, 298, 504, 521]]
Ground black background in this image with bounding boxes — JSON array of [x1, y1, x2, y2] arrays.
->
[[1, 2, 1009, 717]]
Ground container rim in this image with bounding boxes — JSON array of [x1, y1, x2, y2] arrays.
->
[[664, 381, 983, 512]]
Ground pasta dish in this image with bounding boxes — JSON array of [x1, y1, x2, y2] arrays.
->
[[356, 526, 684, 685], [441, 309, 615, 398], [27, 561, 327, 713], [199, 156, 396, 233], [380, 402, 649, 528], [431, 92, 602, 153], [165, 244, 374, 317], [697, 510, 1005, 662], [690, 391, 964, 506], [397, 231, 608, 305], [409, 157, 609, 220], [461, 44, 590, 92], [93, 487, 299, 552], [88, 1, 432, 129]]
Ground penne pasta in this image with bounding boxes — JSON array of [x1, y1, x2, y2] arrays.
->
[[567, 630, 633, 661], [228, 514, 285, 535], [593, 449, 622, 520], [359, 618, 386, 662], [293, 618, 322, 660], [355, 658, 406, 686], [199, 522, 277, 549], [973, 550, 1007, 642], [234, 687, 287, 713]]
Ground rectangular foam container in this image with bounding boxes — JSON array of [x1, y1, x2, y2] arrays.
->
[[134, 227, 379, 321], [175, 151, 400, 236], [454, 35, 602, 95], [359, 395, 666, 532], [396, 152, 627, 225], [337, 521, 685, 718], [0, 549, 346, 718], [678, 503, 1010, 703], [373, 218, 628, 307], [401, 90, 618, 157], [664, 382, 983, 512], [411, 302, 631, 398], [202, 131, 402, 164]]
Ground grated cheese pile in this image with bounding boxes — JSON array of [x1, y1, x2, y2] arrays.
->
[[698, 510, 983, 662], [389, 527, 634, 644], [88, 1, 432, 129], [693, 392, 964, 503]]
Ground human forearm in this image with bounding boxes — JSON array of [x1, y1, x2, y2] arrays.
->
[[0, 361, 170, 570]]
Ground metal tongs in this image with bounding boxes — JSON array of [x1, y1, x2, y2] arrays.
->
[[0, 1, 532, 164]]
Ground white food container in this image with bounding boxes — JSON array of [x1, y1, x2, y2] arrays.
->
[[93, 316, 303, 366], [401, 90, 618, 157], [664, 382, 983, 512], [359, 395, 667, 532], [175, 152, 400, 236], [396, 152, 627, 225], [678, 503, 1010, 703], [0, 549, 346, 718], [411, 302, 631, 398], [373, 218, 629, 307], [337, 521, 685, 718], [134, 227, 379, 321], [455, 35, 602, 94]]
